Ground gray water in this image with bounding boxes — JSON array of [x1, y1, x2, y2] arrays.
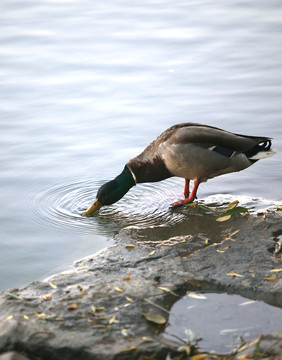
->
[[165, 293, 282, 353], [1, 1, 282, 295]]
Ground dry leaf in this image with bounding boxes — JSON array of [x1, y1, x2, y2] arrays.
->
[[276, 206, 282, 211], [191, 354, 209, 360], [5, 315, 13, 321], [158, 286, 178, 296], [122, 274, 130, 280], [187, 292, 207, 300], [227, 272, 244, 278], [270, 268, 282, 273], [7, 292, 24, 301], [42, 294, 52, 301], [34, 312, 47, 318], [109, 315, 116, 325], [120, 346, 137, 353], [216, 215, 231, 222], [149, 250, 156, 256], [115, 287, 124, 292], [239, 301, 256, 306], [264, 276, 278, 281], [143, 312, 166, 324], [142, 336, 154, 342], [217, 245, 231, 253], [125, 296, 134, 303], [225, 200, 239, 211], [125, 244, 135, 249], [67, 304, 78, 311], [48, 281, 57, 289], [23, 315, 30, 320]]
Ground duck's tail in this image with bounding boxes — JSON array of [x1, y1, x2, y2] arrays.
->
[[246, 139, 276, 161]]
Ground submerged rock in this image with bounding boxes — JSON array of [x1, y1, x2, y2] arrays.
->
[[0, 210, 281, 359]]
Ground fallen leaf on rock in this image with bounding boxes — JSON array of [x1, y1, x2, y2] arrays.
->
[[190, 354, 208, 360], [79, 291, 88, 296], [122, 273, 130, 280], [125, 244, 135, 249], [55, 317, 65, 321], [270, 268, 282, 273], [7, 292, 24, 301], [23, 315, 30, 320], [109, 315, 116, 324], [34, 312, 47, 318], [77, 285, 83, 291], [5, 315, 13, 321], [225, 200, 239, 211], [125, 296, 134, 303], [187, 292, 207, 300], [48, 281, 57, 289], [264, 276, 278, 281], [143, 312, 166, 325], [149, 250, 156, 256], [276, 205, 282, 211], [91, 305, 96, 314], [119, 346, 137, 353], [115, 287, 124, 292], [142, 336, 154, 342], [158, 286, 178, 296], [42, 294, 52, 301], [67, 304, 78, 311], [216, 215, 231, 222], [217, 245, 231, 253], [239, 300, 256, 306], [178, 345, 191, 355], [227, 272, 244, 278]]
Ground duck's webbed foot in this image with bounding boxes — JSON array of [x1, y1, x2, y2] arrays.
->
[[171, 179, 200, 207]]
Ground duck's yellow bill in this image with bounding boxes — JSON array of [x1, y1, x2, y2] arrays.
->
[[82, 199, 102, 216]]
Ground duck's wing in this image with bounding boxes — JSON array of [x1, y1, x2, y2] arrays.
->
[[160, 123, 272, 181], [167, 123, 270, 152]]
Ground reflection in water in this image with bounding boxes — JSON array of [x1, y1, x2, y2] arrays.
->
[[164, 293, 282, 354]]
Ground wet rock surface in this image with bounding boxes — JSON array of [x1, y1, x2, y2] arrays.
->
[[0, 210, 281, 360]]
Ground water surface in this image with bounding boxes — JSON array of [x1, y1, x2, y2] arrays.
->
[[0, 0, 282, 292]]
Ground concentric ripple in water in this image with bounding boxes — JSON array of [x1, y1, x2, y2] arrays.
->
[[27, 178, 187, 235]]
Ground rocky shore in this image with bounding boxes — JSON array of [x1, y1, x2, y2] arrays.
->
[[0, 207, 281, 360]]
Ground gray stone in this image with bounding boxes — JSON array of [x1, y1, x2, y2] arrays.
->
[[0, 352, 30, 360], [0, 210, 281, 359]]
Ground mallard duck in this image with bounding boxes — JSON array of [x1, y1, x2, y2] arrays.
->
[[83, 123, 275, 215]]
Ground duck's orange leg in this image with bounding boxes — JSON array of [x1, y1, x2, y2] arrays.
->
[[184, 178, 190, 198], [171, 179, 201, 207]]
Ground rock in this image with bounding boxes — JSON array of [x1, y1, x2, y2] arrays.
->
[[0, 352, 30, 360], [0, 210, 281, 359]]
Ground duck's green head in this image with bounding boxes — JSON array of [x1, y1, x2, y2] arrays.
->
[[82, 166, 135, 216]]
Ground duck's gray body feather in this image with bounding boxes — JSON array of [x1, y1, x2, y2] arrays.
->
[[127, 123, 273, 183]]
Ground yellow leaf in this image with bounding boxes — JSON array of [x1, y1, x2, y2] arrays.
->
[[205, 238, 209, 244], [115, 287, 124, 292], [125, 244, 135, 249], [239, 301, 256, 306], [96, 306, 104, 311], [5, 315, 13, 321], [55, 317, 65, 321], [34, 312, 46, 318], [48, 281, 57, 289], [262, 214, 266, 219], [227, 272, 244, 278], [122, 273, 130, 280], [158, 286, 178, 296], [225, 200, 239, 211], [67, 304, 78, 311], [91, 305, 96, 314], [149, 250, 156, 256], [23, 315, 30, 320], [191, 354, 209, 360], [125, 296, 134, 303], [109, 315, 116, 325], [42, 294, 52, 301], [276, 205, 282, 211], [270, 268, 282, 273], [217, 250, 225, 253], [120, 346, 137, 353], [264, 276, 278, 281], [142, 336, 154, 342], [216, 215, 231, 222], [143, 312, 166, 324]]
